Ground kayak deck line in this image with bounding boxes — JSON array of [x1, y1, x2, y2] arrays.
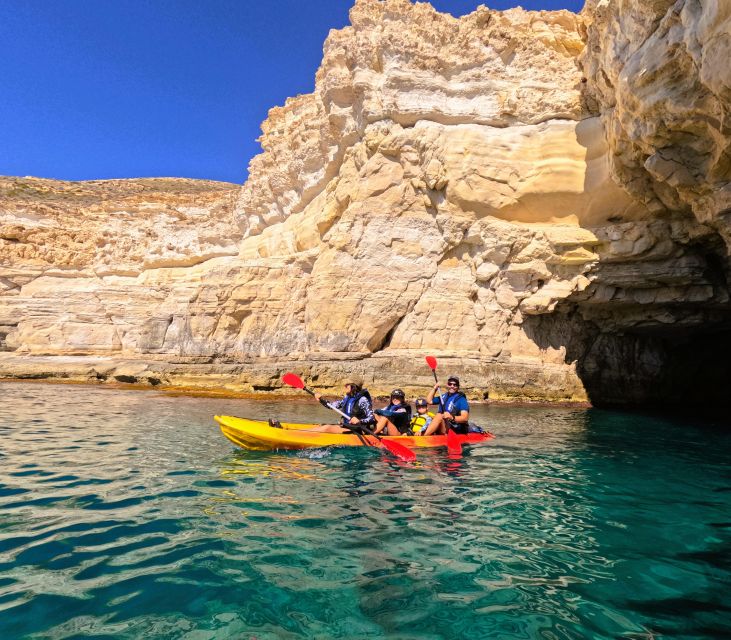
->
[[214, 415, 494, 451]]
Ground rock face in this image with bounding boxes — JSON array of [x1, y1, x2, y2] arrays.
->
[[1, 0, 730, 408], [0, 177, 241, 356], [581, 0, 731, 234], [570, 0, 731, 407]]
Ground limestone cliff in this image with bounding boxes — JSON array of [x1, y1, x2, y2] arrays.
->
[[570, 0, 731, 406], [1, 0, 730, 408], [0, 177, 240, 356], [580, 0, 731, 233]]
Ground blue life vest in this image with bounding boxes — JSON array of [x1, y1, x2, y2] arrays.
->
[[341, 389, 372, 423], [380, 402, 412, 433], [383, 402, 411, 427], [439, 391, 468, 415], [383, 402, 412, 419], [439, 391, 469, 434]]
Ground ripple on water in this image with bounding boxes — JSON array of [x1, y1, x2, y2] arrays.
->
[[0, 382, 730, 638]]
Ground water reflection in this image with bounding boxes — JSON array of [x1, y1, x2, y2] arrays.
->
[[1, 381, 730, 639]]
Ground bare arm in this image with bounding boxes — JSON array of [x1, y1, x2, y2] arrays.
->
[[426, 383, 439, 405]]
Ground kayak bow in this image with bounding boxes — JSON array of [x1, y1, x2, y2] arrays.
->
[[215, 415, 494, 452]]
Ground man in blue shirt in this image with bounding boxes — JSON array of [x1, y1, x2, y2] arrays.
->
[[420, 375, 470, 436]]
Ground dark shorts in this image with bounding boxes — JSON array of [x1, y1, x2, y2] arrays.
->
[[341, 419, 376, 431], [389, 412, 412, 435], [448, 421, 468, 435]]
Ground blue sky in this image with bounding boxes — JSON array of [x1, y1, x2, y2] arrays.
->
[[0, 0, 584, 184]]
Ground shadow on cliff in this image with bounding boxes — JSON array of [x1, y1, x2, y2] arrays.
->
[[522, 308, 731, 413], [520, 82, 731, 413]]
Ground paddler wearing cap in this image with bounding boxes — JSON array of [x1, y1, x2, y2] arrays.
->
[[372, 388, 412, 437], [420, 375, 470, 436], [309, 377, 376, 434]]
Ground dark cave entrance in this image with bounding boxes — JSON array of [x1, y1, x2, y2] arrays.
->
[[578, 321, 731, 411], [525, 310, 731, 413], [522, 226, 731, 413]]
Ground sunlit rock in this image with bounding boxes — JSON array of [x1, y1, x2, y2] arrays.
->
[[1, 0, 730, 407]]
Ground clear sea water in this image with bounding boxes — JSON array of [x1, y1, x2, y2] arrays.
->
[[1, 381, 730, 639]]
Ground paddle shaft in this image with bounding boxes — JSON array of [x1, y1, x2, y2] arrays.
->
[[299, 385, 354, 422], [430, 369, 446, 414], [301, 384, 380, 441], [311, 390, 403, 448], [430, 366, 463, 423], [428, 360, 463, 453], [315, 388, 379, 442]]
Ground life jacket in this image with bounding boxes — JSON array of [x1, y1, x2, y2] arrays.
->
[[410, 410, 435, 433], [440, 391, 467, 415], [341, 389, 372, 423], [384, 402, 412, 420]]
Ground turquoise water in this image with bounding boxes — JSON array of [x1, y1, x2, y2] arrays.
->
[[1, 382, 730, 639]]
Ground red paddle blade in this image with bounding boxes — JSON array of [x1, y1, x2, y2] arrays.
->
[[425, 356, 437, 370], [380, 438, 417, 462], [446, 429, 462, 455], [282, 372, 305, 390]]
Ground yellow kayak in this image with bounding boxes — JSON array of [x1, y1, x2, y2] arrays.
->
[[215, 415, 494, 451]]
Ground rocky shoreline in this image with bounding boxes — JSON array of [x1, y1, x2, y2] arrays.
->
[[0, 352, 588, 404], [0, 376, 591, 408]]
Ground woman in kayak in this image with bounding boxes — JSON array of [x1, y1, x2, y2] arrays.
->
[[310, 378, 376, 433], [420, 375, 470, 436], [372, 389, 412, 436]]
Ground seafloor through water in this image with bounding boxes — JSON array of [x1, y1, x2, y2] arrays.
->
[[1, 381, 730, 639]]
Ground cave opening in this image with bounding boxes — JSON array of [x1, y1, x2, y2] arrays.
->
[[518, 226, 731, 414], [578, 321, 731, 412], [525, 307, 731, 414]]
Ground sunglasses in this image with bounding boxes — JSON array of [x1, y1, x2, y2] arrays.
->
[[447, 382, 459, 387]]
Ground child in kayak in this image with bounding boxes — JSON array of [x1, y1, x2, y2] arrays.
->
[[410, 397, 434, 434], [420, 375, 470, 436], [373, 389, 412, 436], [310, 378, 376, 433]]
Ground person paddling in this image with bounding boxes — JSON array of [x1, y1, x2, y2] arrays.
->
[[420, 375, 469, 436], [309, 378, 376, 434], [373, 389, 412, 436]]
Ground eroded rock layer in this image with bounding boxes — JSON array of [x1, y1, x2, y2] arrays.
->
[[572, 0, 731, 407], [2, 0, 730, 407]]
